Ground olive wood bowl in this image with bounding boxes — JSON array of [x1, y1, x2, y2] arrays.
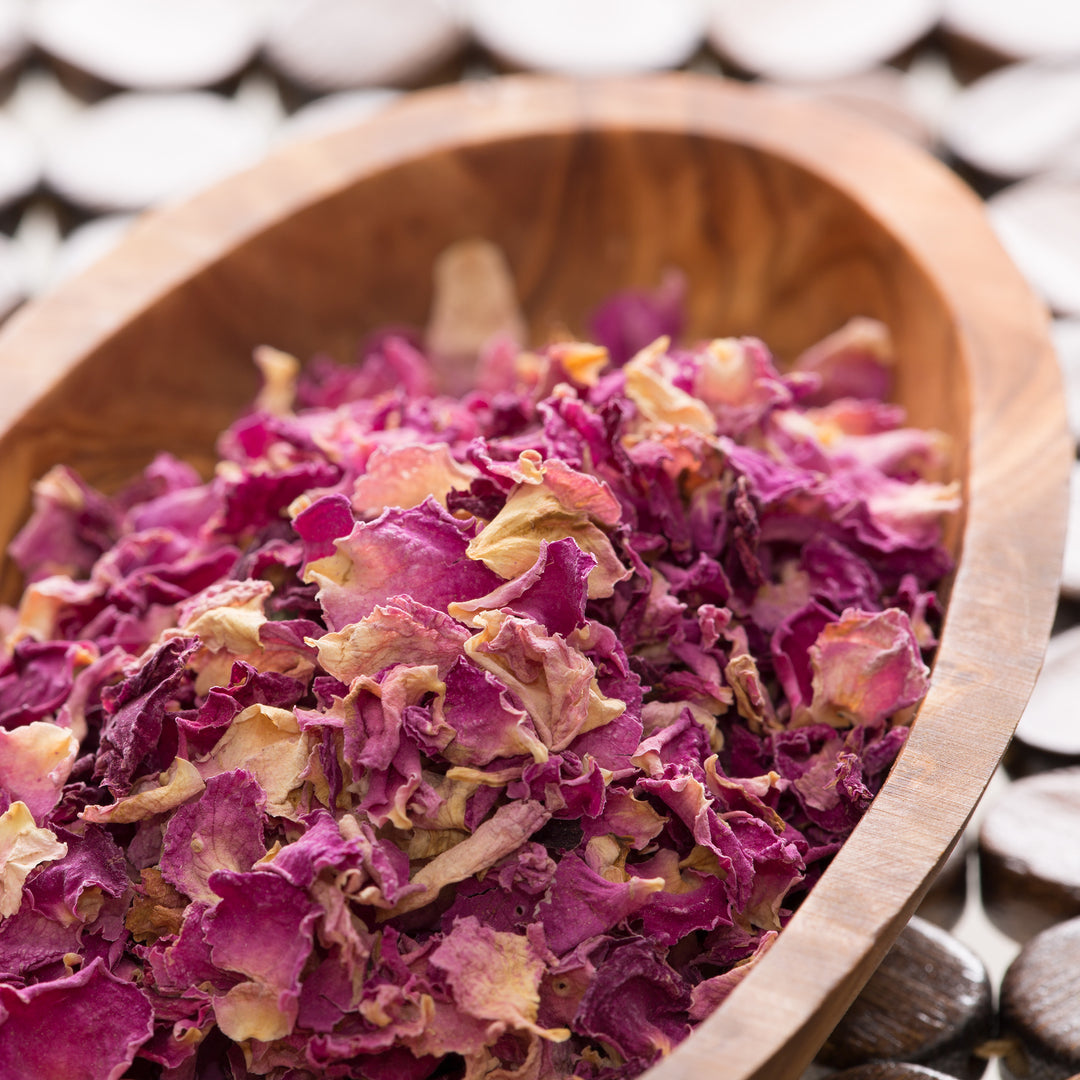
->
[[0, 75, 1068, 1080]]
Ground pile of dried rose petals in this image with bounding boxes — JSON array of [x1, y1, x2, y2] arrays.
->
[[0, 290, 959, 1080]]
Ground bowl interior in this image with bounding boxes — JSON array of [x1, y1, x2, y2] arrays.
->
[[0, 122, 968, 596]]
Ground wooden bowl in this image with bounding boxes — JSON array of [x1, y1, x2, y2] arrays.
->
[[0, 75, 1068, 1079]]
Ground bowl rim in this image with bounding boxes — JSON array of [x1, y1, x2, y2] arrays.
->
[[0, 73, 1069, 1080]]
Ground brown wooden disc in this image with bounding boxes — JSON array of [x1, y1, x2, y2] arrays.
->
[[942, 0, 1080, 63], [989, 176, 1080, 316], [942, 60, 1080, 180], [707, 0, 941, 82], [1003, 624, 1080, 777], [815, 916, 993, 1078], [1000, 916, 1080, 1080], [466, 0, 708, 76], [28, 0, 265, 91], [832, 1064, 965, 1080], [42, 91, 270, 212], [263, 0, 467, 91], [980, 767, 1080, 942]]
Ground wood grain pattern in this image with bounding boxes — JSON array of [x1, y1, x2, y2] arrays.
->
[[0, 75, 1067, 1080], [915, 840, 968, 931]]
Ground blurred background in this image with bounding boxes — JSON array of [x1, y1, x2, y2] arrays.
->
[[3, 2, 1080, 1077]]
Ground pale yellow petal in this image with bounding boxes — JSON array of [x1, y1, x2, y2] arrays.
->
[[388, 800, 549, 917], [624, 337, 716, 434], [549, 341, 609, 388], [253, 345, 300, 416], [202, 705, 311, 819], [0, 801, 68, 917], [214, 980, 296, 1042], [81, 758, 205, 825], [466, 461, 629, 599]]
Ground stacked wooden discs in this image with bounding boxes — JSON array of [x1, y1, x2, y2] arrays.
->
[[980, 768, 1080, 942]]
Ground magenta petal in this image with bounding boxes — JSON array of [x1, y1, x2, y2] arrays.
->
[[808, 607, 930, 727], [159, 770, 267, 903], [0, 958, 153, 1080], [205, 869, 320, 993], [0, 908, 81, 979], [575, 940, 691, 1066], [305, 499, 502, 629], [95, 636, 199, 795], [539, 853, 660, 955]]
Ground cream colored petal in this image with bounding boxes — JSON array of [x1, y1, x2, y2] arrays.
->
[[388, 800, 549, 917], [214, 980, 296, 1042], [466, 457, 628, 599], [7, 577, 98, 645], [433, 921, 570, 1043], [178, 579, 273, 628], [0, 801, 68, 918], [624, 336, 717, 434], [184, 605, 266, 656], [202, 705, 311, 819], [81, 757, 205, 825], [253, 345, 300, 416], [463, 609, 623, 754], [352, 443, 479, 517], [310, 601, 467, 686]]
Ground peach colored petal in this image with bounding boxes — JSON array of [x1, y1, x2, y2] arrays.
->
[[352, 443, 479, 518]]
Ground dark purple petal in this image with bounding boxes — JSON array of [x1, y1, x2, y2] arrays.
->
[[574, 940, 692, 1065], [588, 270, 686, 367], [95, 637, 199, 795], [0, 641, 90, 730]]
